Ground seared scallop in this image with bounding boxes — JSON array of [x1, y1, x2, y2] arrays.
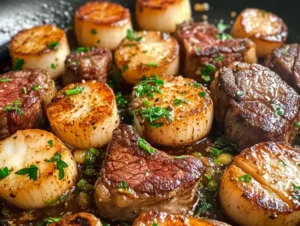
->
[[219, 142, 300, 226], [47, 80, 119, 149], [231, 8, 288, 58], [48, 212, 102, 226], [133, 211, 231, 226], [131, 75, 213, 146], [9, 25, 70, 79], [135, 0, 191, 33], [74, 1, 132, 50], [0, 129, 77, 210], [115, 30, 179, 85]]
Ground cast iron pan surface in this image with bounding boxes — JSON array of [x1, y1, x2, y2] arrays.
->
[[0, 0, 299, 225]]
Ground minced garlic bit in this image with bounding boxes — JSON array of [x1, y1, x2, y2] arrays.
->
[[194, 2, 210, 12]]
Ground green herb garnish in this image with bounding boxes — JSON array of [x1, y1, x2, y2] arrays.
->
[[216, 33, 232, 41], [116, 92, 129, 109], [2, 99, 23, 115], [91, 28, 97, 35], [138, 138, 155, 154], [198, 92, 206, 98], [144, 100, 151, 107], [217, 23, 229, 33], [22, 87, 27, 94], [215, 55, 224, 62], [201, 64, 216, 82], [146, 62, 158, 67], [0, 167, 10, 180], [126, 29, 143, 42], [51, 63, 56, 69], [140, 106, 172, 128], [77, 47, 91, 52], [271, 103, 284, 116], [120, 181, 128, 189], [15, 165, 38, 181], [294, 122, 300, 129], [174, 99, 189, 106], [236, 90, 244, 97], [238, 174, 252, 183], [36, 217, 62, 226], [32, 84, 39, 91], [13, 58, 25, 71], [175, 155, 187, 159], [190, 82, 201, 87], [77, 179, 94, 191], [0, 78, 10, 83], [44, 152, 68, 180], [123, 64, 129, 72], [278, 159, 287, 167], [47, 140, 53, 147], [48, 42, 60, 50], [65, 86, 84, 96], [84, 148, 99, 166], [134, 74, 164, 98]]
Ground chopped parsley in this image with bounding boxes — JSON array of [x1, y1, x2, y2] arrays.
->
[[77, 47, 91, 52], [32, 84, 40, 91], [65, 86, 84, 96], [77, 179, 94, 191], [238, 174, 252, 183], [0, 78, 10, 83], [134, 74, 164, 98], [91, 28, 97, 35], [138, 138, 155, 154], [44, 152, 68, 180], [152, 222, 158, 226], [201, 64, 216, 82], [48, 42, 60, 50], [210, 147, 223, 159], [196, 46, 201, 54], [190, 82, 201, 88], [51, 63, 56, 69], [174, 99, 189, 106], [216, 33, 232, 41], [262, 10, 267, 17], [236, 90, 245, 97], [145, 62, 158, 67], [175, 155, 187, 159], [93, 126, 97, 130], [2, 99, 23, 115], [215, 55, 223, 62], [97, 39, 101, 44], [36, 217, 62, 226], [120, 181, 128, 189], [294, 122, 300, 129], [140, 106, 172, 128], [47, 140, 53, 147], [126, 29, 143, 42], [22, 87, 27, 94], [217, 23, 229, 33], [84, 148, 99, 166], [292, 183, 300, 200], [13, 58, 25, 71], [123, 64, 129, 72], [271, 103, 284, 116], [15, 164, 39, 181], [198, 91, 206, 98], [46, 192, 68, 206], [0, 167, 10, 180], [197, 201, 212, 215], [116, 92, 129, 109], [144, 100, 151, 107], [278, 159, 287, 167]]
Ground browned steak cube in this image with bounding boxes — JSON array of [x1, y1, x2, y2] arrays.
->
[[94, 124, 205, 221], [210, 62, 299, 150], [265, 44, 300, 94], [0, 69, 56, 140], [175, 22, 257, 82], [63, 47, 112, 86]]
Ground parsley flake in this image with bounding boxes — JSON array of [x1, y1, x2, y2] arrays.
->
[[0, 167, 10, 180], [48, 42, 60, 50], [51, 63, 56, 69], [123, 64, 129, 72], [32, 84, 40, 91], [36, 217, 62, 226], [271, 103, 284, 116], [44, 152, 68, 180], [215, 55, 223, 62], [198, 92, 206, 98], [84, 148, 99, 166], [134, 74, 164, 98], [65, 86, 84, 96], [217, 23, 229, 33], [47, 140, 53, 147], [140, 106, 172, 128], [120, 181, 128, 189], [294, 122, 300, 129], [216, 33, 232, 41], [22, 87, 27, 94], [238, 174, 252, 183], [0, 78, 10, 83], [146, 62, 158, 67], [15, 165, 39, 181], [77, 47, 91, 52], [126, 29, 143, 42], [91, 28, 97, 35], [201, 64, 216, 82], [77, 179, 94, 191], [174, 99, 189, 106], [138, 138, 155, 154], [13, 58, 25, 71]]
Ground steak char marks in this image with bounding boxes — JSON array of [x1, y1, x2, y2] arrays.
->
[[94, 125, 205, 221], [175, 22, 257, 82], [210, 62, 300, 150], [265, 44, 300, 94], [0, 69, 56, 140]]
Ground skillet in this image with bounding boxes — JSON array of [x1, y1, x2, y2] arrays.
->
[[0, 0, 299, 225]]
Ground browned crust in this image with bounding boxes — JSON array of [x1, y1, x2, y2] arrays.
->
[[9, 25, 65, 56], [75, 1, 130, 27], [49, 212, 101, 226], [137, 0, 182, 10], [240, 8, 288, 43]]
